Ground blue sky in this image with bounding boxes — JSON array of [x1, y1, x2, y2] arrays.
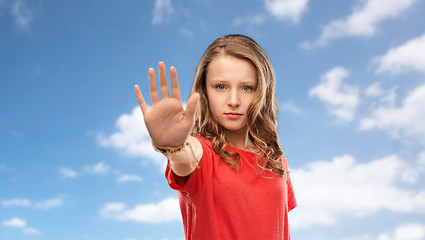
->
[[1, 0, 425, 239]]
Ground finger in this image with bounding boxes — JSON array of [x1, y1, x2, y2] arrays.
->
[[170, 66, 182, 101], [134, 84, 149, 114], [184, 93, 200, 122], [158, 62, 170, 99], [148, 68, 160, 104]]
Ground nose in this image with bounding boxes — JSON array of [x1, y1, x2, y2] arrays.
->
[[227, 89, 240, 107]]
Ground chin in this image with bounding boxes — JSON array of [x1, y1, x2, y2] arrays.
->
[[214, 117, 248, 133], [222, 124, 248, 132]]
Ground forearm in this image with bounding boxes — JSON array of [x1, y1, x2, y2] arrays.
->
[[163, 136, 203, 177]]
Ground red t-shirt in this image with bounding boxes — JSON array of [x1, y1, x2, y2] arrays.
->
[[165, 136, 297, 240]]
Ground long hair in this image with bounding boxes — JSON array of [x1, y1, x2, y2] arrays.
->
[[191, 34, 287, 176]]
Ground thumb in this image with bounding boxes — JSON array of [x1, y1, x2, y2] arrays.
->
[[185, 93, 200, 121]]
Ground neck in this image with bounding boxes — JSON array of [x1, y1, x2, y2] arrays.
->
[[225, 126, 258, 152]]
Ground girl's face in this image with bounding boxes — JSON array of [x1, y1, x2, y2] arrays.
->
[[205, 54, 257, 134]]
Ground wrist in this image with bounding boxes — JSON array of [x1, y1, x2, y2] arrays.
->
[[152, 140, 199, 165], [152, 141, 188, 154]]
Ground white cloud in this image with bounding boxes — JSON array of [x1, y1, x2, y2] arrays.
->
[[22, 227, 41, 234], [2, 217, 26, 227], [309, 67, 359, 121], [264, 0, 309, 23], [359, 83, 425, 145], [419, 151, 425, 169], [280, 101, 303, 114], [100, 197, 180, 223], [117, 174, 143, 183], [10, 0, 33, 30], [391, 223, 425, 240], [374, 33, 425, 74], [364, 82, 384, 97], [152, 0, 174, 25], [1, 198, 31, 207], [342, 223, 425, 240], [1, 197, 63, 209], [302, 0, 417, 48], [101, 202, 127, 212], [233, 14, 265, 27], [1, 217, 41, 235], [83, 162, 111, 175], [363, 83, 397, 107], [92, 162, 110, 174], [59, 167, 77, 179], [34, 197, 63, 209], [98, 106, 164, 167], [379, 87, 397, 106], [290, 153, 425, 228]]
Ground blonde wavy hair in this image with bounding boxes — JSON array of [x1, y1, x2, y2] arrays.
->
[[191, 34, 287, 176]]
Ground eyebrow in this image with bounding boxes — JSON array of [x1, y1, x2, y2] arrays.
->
[[209, 79, 257, 85]]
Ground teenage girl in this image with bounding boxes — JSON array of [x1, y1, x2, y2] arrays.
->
[[135, 34, 296, 240]]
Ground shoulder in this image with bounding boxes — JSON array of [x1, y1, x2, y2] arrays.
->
[[194, 135, 215, 154], [278, 154, 289, 171], [195, 135, 212, 147], [188, 135, 216, 164]]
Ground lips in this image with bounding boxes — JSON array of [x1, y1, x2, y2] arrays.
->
[[224, 112, 242, 119]]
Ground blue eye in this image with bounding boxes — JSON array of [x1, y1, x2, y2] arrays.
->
[[216, 85, 225, 90], [242, 86, 252, 91]]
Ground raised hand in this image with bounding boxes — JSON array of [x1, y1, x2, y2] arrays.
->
[[134, 62, 200, 147]]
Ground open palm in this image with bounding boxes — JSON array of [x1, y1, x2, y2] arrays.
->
[[134, 62, 199, 147]]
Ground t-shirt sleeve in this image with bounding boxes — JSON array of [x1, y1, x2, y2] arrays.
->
[[165, 136, 211, 195], [283, 156, 297, 212], [286, 172, 297, 211]]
